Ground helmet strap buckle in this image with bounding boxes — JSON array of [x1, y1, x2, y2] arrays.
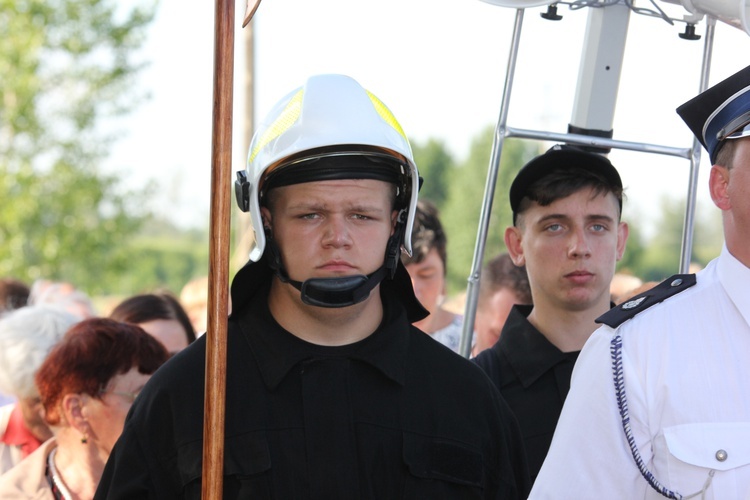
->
[[265, 235, 392, 308], [384, 209, 407, 279], [234, 171, 251, 212]]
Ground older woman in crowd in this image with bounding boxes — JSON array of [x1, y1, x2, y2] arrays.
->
[[109, 292, 196, 356], [0, 306, 78, 474], [0, 318, 169, 499]]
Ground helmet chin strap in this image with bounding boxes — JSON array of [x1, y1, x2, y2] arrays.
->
[[265, 210, 405, 308]]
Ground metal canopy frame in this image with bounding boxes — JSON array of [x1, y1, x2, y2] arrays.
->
[[458, 6, 716, 358]]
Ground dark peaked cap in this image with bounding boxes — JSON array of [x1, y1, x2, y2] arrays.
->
[[509, 144, 622, 224], [677, 65, 750, 164]]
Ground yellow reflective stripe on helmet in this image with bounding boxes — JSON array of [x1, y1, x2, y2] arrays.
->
[[366, 90, 408, 142], [249, 89, 304, 164]]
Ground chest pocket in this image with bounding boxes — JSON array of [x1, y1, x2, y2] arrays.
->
[[402, 432, 484, 499], [663, 422, 750, 499], [176, 431, 272, 499]]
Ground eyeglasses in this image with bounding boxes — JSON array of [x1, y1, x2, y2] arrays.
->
[[99, 390, 140, 404]]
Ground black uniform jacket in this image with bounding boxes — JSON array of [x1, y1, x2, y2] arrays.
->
[[96, 261, 530, 499], [473, 305, 578, 484]]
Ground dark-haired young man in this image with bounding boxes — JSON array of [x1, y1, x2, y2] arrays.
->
[[531, 64, 750, 500], [474, 144, 629, 483]]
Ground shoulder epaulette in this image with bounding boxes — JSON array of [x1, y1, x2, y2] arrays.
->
[[596, 273, 696, 328]]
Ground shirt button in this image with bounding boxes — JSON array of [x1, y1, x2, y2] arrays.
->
[[715, 449, 728, 462]]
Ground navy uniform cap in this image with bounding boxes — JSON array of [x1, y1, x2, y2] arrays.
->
[[676, 65, 750, 164], [509, 144, 622, 223]]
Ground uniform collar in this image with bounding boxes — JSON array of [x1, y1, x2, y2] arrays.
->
[[494, 305, 578, 388], [718, 244, 750, 327], [235, 285, 411, 391]]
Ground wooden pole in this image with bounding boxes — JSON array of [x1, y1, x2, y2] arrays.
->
[[203, 2, 261, 498], [202, 1, 235, 498]]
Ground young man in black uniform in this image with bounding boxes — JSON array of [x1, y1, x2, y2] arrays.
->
[[95, 74, 529, 499], [473, 145, 628, 483]]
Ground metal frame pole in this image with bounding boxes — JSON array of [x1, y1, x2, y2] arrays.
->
[[459, 8, 526, 359], [679, 19, 715, 273], [459, 6, 716, 359]]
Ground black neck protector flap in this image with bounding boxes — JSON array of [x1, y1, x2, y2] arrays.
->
[[229, 246, 427, 321]]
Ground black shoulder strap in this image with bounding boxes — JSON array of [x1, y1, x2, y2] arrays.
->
[[596, 274, 697, 328]]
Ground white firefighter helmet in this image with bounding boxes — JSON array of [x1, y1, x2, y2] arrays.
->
[[235, 74, 419, 262]]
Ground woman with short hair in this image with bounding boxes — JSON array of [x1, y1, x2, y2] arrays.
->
[[0, 318, 169, 499]]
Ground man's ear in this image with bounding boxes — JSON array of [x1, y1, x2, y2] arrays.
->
[[260, 207, 272, 232], [505, 226, 525, 267], [616, 221, 629, 261], [709, 165, 731, 211]]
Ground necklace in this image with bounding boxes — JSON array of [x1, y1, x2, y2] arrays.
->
[[47, 447, 74, 500]]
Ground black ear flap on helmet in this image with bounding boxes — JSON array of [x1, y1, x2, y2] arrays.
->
[[385, 210, 407, 279], [235, 171, 251, 212]]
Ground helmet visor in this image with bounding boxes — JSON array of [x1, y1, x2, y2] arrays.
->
[[260, 153, 409, 205]]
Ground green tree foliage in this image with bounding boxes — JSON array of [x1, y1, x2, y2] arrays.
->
[[411, 138, 453, 207], [691, 202, 724, 267], [110, 218, 209, 296], [616, 205, 647, 278], [633, 196, 723, 281], [0, 162, 152, 294], [1, 1, 158, 294], [441, 127, 540, 293]]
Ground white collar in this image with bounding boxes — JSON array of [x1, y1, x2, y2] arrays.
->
[[47, 446, 73, 500], [717, 244, 750, 327]]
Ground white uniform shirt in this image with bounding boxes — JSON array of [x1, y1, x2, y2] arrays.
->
[[530, 245, 750, 499]]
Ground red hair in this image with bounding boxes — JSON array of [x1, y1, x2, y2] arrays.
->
[[35, 317, 169, 425]]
